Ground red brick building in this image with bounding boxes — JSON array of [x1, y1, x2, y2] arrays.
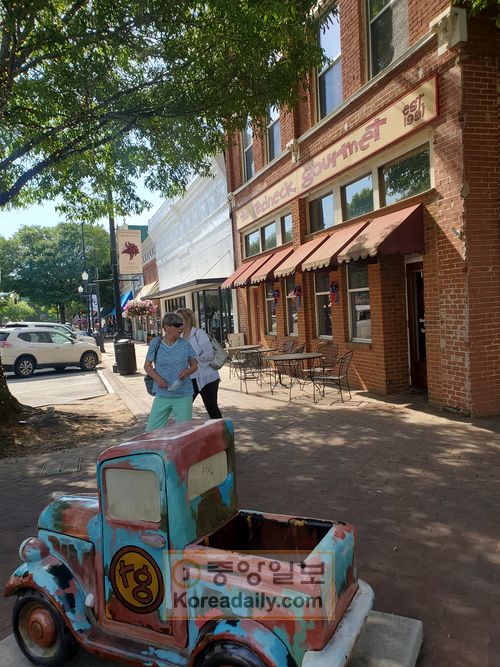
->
[[223, 2, 500, 416]]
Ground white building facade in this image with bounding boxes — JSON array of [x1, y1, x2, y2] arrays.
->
[[148, 155, 237, 342]]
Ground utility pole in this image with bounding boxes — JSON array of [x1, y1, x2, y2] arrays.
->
[[106, 185, 124, 340]]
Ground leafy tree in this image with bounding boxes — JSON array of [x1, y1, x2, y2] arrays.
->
[[347, 187, 374, 220], [7, 222, 112, 323], [0, 298, 36, 323], [455, 0, 500, 26], [0, 0, 327, 211], [0, 1, 329, 423]]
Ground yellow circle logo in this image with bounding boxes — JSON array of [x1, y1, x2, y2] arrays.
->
[[110, 546, 164, 614]]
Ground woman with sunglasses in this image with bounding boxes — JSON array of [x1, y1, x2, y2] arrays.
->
[[176, 307, 222, 419], [144, 312, 198, 432]]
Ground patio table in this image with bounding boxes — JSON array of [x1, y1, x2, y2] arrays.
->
[[265, 352, 322, 401]]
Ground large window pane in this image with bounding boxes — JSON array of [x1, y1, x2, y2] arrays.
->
[[348, 263, 371, 341], [318, 12, 342, 118], [369, 0, 408, 77], [242, 117, 254, 180], [267, 106, 281, 161], [262, 222, 277, 251], [265, 284, 277, 335], [309, 193, 334, 232], [281, 214, 293, 243], [245, 230, 260, 257], [343, 175, 373, 220], [382, 147, 430, 205], [319, 60, 343, 118], [286, 277, 299, 336]]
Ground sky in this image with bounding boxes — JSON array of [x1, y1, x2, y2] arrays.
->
[[0, 183, 165, 239]]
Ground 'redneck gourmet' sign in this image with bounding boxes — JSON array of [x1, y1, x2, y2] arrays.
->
[[235, 76, 438, 230], [117, 229, 143, 275]]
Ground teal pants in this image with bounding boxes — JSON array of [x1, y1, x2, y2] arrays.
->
[[146, 395, 193, 432]]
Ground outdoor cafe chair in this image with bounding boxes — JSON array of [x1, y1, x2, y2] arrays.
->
[[310, 341, 339, 374], [312, 350, 353, 404], [232, 349, 261, 394], [280, 340, 295, 354]]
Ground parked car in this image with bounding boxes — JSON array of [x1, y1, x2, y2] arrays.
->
[[4, 321, 97, 346], [0, 327, 102, 377]]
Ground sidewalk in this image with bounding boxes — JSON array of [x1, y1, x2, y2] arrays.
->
[[1, 341, 500, 666]]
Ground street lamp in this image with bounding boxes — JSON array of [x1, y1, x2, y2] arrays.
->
[[81, 271, 92, 336]]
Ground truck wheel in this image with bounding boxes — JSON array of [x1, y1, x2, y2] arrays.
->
[[13, 590, 78, 666], [14, 355, 36, 378], [80, 351, 98, 371], [197, 641, 268, 667]]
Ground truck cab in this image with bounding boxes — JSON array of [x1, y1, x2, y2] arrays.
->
[[5, 419, 373, 667]]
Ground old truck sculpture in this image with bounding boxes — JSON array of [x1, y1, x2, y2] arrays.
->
[[5, 419, 374, 667]]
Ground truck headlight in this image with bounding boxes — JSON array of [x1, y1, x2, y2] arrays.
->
[[19, 537, 49, 562]]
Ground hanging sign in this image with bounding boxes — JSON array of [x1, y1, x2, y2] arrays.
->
[[235, 76, 438, 230], [117, 229, 143, 275]]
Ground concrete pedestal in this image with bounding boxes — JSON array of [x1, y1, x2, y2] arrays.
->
[[0, 611, 423, 666]]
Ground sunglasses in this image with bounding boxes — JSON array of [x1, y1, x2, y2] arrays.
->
[[167, 322, 183, 328]]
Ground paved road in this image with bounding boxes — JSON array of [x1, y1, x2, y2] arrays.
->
[[6, 368, 107, 407], [1, 342, 500, 666]]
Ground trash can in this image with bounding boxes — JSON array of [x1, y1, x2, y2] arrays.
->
[[114, 338, 137, 375]]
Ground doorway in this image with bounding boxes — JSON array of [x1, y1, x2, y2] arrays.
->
[[406, 262, 427, 389], [249, 287, 261, 344]]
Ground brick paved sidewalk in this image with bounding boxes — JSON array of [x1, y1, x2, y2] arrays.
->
[[1, 342, 500, 666]]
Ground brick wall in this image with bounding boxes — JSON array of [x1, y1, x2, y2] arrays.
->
[[223, 7, 500, 415], [461, 20, 500, 416]]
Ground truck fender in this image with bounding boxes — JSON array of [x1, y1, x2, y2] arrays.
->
[[4, 556, 92, 635], [191, 618, 298, 667]]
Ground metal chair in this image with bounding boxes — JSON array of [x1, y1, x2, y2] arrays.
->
[[280, 340, 295, 353], [310, 342, 339, 374], [232, 349, 261, 394], [312, 351, 353, 403]]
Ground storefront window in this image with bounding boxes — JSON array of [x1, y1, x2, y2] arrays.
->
[[381, 146, 431, 206], [315, 272, 332, 337], [309, 192, 334, 233], [262, 222, 277, 251], [342, 174, 373, 220], [192, 288, 233, 342], [281, 214, 293, 243], [286, 277, 299, 336], [347, 263, 371, 341], [265, 284, 277, 335], [244, 229, 261, 257]]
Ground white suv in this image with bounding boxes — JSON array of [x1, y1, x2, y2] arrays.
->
[[0, 328, 102, 377], [4, 321, 97, 346]]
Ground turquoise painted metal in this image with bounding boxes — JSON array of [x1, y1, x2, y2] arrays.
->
[[4, 419, 369, 666]]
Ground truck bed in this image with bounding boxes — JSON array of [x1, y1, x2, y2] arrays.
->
[[197, 509, 332, 558]]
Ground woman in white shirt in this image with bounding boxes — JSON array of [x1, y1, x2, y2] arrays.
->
[[176, 308, 222, 419]]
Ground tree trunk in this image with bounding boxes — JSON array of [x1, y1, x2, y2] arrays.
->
[[59, 304, 66, 325], [0, 360, 29, 423]]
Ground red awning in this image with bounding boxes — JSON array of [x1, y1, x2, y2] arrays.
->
[[337, 204, 424, 263], [274, 235, 330, 278], [301, 220, 370, 271], [221, 260, 257, 289], [250, 247, 294, 284], [234, 254, 271, 287]]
